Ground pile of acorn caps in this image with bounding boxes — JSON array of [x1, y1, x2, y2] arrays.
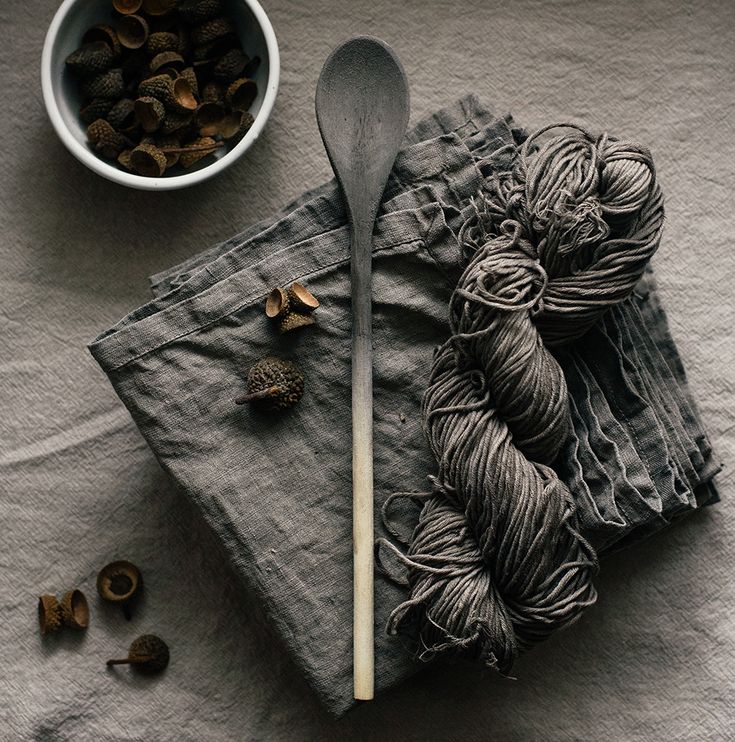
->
[[234, 283, 319, 413], [64, 0, 259, 177], [39, 560, 170, 674]]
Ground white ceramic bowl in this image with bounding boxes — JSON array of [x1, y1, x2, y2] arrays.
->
[[41, 0, 279, 190]]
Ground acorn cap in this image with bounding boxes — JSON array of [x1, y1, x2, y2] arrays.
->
[[87, 118, 129, 159], [106, 97, 137, 131], [60, 589, 89, 630], [65, 41, 115, 78], [38, 595, 62, 636], [278, 311, 316, 334], [179, 67, 199, 97], [265, 287, 290, 319], [135, 95, 166, 132], [81, 68, 125, 100], [225, 77, 257, 112], [149, 51, 186, 74], [117, 149, 134, 171], [213, 48, 249, 81], [96, 560, 142, 603], [201, 80, 225, 104], [287, 282, 320, 312], [139, 74, 197, 112], [235, 357, 305, 412], [155, 133, 182, 167], [116, 14, 150, 50], [145, 31, 179, 56], [80, 97, 115, 124], [107, 634, 170, 674], [194, 101, 226, 136], [82, 25, 122, 58], [219, 110, 253, 141], [160, 109, 193, 134], [191, 17, 236, 47], [179, 136, 220, 168], [113, 0, 143, 14], [243, 55, 261, 78], [131, 142, 168, 176], [142, 0, 178, 15], [178, 0, 223, 24], [175, 23, 193, 57]]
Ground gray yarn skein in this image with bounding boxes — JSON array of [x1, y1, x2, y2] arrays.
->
[[380, 124, 664, 672]]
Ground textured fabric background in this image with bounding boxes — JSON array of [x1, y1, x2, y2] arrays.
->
[[1, 0, 733, 740]]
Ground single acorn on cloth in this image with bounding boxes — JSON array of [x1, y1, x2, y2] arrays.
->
[[235, 357, 304, 412], [107, 634, 170, 674]]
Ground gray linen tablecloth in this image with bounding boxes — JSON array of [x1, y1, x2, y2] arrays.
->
[[88, 96, 719, 715], [3, 0, 734, 738]]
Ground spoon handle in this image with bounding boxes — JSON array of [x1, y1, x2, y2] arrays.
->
[[351, 213, 375, 701]]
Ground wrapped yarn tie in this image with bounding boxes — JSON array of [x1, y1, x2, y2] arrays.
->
[[378, 124, 664, 672]]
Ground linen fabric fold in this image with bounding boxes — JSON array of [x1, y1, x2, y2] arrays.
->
[[89, 95, 719, 715]]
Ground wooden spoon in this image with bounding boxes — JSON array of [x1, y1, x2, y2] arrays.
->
[[315, 36, 410, 701]]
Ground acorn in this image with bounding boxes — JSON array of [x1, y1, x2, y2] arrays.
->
[[87, 118, 129, 159], [265, 287, 290, 319], [213, 49, 249, 81], [235, 357, 305, 412], [287, 282, 320, 312], [97, 560, 142, 619], [219, 110, 253, 141], [107, 97, 137, 131], [80, 97, 115, 124], [178, 0, 223, 24], [38, 595, 63, 636], [116, 14, 149, 50], [225, 77, 257, 112], [65, 41, 115, 78], [178, 136, 221, 168], [107, 634, 170, 674], [82, 25, 122, 58], [113, 0, 143, 14], [149, 51, 186, 74], [131, 141, 168, 176], [81, 68, 125, 100], [135, 95, 166, 132], [279, 311, 316, 334], [142, 0, 178, 16], [179, 67, 199, 97], [60, 589, 90, 630], [146, 31, 179, 56], [191, 17, 236, 47]]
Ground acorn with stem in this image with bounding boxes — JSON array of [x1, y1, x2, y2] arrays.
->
[[107, 634, 170, 674], [235, 357, 304, 412]]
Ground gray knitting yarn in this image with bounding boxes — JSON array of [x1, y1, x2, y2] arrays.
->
[[380, 124, 664, 672]]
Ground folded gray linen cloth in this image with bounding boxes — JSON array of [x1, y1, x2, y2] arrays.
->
[[89, 95, 720, 715]]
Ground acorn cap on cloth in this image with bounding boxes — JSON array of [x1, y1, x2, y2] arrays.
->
[[96, 560, 142, 603], [235, 357, 305, 412], [60, 589, 90, 630], [278, 311, 315, 334], [38, 595, 62, 635], [287, 282, 319, 312]]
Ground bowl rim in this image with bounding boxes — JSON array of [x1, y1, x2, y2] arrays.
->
[[41, 0, 279, 191]]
